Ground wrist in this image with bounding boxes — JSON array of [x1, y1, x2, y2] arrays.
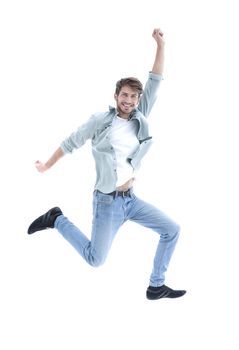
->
[[157, 42, 165, 50], [44, 162, 51, 170]]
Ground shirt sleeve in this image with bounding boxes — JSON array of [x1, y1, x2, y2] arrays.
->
[[137, 72, 163, 118], [60, 114, 98, 154]]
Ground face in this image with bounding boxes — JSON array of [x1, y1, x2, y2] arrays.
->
[[114, 85, 140, 119]]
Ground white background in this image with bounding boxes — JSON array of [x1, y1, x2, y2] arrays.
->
[[1, 0, 239, 349]]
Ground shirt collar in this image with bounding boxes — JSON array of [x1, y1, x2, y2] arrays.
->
[[109, 105, 136, 121]]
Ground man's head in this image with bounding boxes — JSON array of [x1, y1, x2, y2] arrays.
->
[[114, 77, 143, 118]]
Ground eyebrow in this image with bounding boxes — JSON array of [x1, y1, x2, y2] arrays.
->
[[120, 91, 138, 96]]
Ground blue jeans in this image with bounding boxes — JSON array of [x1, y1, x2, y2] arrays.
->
[[54, 190, 180, 287]]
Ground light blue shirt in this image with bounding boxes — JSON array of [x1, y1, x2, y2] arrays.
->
[[60, 72, 163, 193]]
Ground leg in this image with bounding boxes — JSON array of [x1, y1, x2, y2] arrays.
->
[[55, 191, 125, 267], [127, 194, 180, 287]]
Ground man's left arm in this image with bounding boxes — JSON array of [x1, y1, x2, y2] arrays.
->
[[138, 28, 165, 117], [151, 28, 165, 75]]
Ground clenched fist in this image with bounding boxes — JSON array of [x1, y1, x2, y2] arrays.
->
[[152, 28, 165, 46]]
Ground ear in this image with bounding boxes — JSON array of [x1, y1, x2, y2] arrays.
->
[[114, 93, 118, 101]]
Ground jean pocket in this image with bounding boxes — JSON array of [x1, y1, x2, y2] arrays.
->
[[95, 191, 114, 204]]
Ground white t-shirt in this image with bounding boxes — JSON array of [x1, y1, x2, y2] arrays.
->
[[110, 116, 139, 187]]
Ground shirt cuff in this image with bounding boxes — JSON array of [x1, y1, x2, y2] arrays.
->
[[148, 72, 164, 80], [60, 142, 72, 154]]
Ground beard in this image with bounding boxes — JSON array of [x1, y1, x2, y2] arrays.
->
[[117, 102, 134, 117]]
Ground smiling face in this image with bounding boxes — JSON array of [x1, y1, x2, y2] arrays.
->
[[114, 85, 140, 119]]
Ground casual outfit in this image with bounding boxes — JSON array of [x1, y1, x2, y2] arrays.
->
[[60, 72, 161, 194], [28, 72, 185, 297], [55, 72, 180, 287]]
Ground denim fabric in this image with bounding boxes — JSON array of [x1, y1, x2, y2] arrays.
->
[[60, 73, 163, 193], [55, 190, 180, 287]]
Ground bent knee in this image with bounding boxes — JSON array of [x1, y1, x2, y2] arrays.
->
[[172, 222, 180, 238], [172, 223, 181, 242], [88, 255, 106, 268], [161, 222, 180, 241], [175, 223, 180, 235]]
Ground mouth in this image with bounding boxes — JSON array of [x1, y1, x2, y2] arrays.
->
[[122, 103, 132, 109]]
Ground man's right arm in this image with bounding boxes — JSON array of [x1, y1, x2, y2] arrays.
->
[[35, 114, 99, 173], [35, 147, 64, 173]]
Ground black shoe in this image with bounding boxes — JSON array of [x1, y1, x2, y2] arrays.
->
[[146, 284, 186, 300], [27, 207, 63, 234]]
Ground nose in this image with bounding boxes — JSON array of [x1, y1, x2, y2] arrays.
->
[[124, 96, 132, 103]]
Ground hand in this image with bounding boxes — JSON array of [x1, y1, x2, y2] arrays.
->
[[152, 28, 165, 47], [35, 160, 48, 173]]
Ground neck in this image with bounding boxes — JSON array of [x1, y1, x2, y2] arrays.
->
[[117, 111, 129, 120]]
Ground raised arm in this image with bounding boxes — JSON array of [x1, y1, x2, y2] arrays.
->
[[151, 28, 165, 75], [137, 28, 165, 117]]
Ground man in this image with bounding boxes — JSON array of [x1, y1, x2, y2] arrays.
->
[[28, 28, 186, 300]]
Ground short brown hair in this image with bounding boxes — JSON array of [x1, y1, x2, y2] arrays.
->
[[115, 77, 143, 96]]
